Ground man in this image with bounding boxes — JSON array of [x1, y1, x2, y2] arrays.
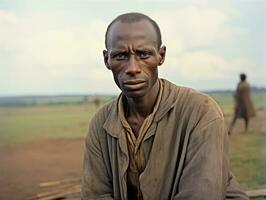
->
[[229, 73, 255, 134], [82, 13, 249, 200]]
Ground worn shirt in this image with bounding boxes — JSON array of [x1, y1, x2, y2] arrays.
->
[[82, 79, 249, 200], [118, 79, 163, 200]]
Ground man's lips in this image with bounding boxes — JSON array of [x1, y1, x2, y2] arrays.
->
[[123, 80, 146, 90], [123, 80, 145, 85]]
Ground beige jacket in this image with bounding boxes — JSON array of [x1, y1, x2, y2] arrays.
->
[[82, 79, 249, 200], [234, 81, 255, 118]]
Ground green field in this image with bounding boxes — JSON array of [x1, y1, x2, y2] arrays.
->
[[0, 92, 266, 190], [213, 92, 266, 190], [209, 91, 266, 114], [0, 103, 97, 145], [230, 131, 266, 190]]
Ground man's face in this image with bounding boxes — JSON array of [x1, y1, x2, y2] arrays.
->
[[103, 20, 166, 98]]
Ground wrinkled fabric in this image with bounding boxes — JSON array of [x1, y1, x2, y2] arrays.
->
[[234, 81, 255, 118], [118, 79, 163, 200], [82, 79, 249, 200]]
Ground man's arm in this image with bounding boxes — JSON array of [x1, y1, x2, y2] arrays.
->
[[174, 115, 249, 200], [174, 117, 229, 200], [81, 115, 114, 200]]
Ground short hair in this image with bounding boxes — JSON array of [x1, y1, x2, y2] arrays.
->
[[240, 73, 246, 81], [105, 12, 162, 49]]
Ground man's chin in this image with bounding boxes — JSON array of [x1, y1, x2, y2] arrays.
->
[[122, 90, 146, 99]]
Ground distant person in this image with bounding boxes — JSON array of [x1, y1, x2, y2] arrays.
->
[[93, 96, 101, 108], [229, 73, 255, 134], [82, 13, 248, 199]]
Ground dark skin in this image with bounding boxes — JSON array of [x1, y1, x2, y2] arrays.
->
[[103, 20, 166, 136]]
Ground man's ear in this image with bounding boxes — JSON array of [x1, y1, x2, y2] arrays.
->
[[103, 50, 111, 69], [158, 46, 166, 66]]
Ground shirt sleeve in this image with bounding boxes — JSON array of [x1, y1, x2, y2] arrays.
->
[[81, 114, 114, 200], [174, 117, 247, 200]]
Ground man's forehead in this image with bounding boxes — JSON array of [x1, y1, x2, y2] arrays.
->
[[109, 41, 157, 51], [107, 20, 158, 47]]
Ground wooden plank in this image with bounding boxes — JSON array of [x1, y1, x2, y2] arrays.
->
[[28, 184, 80, 200], [246, 189, 266, 198], [35, 186, 80, 200], [40, 178, 80, 187]]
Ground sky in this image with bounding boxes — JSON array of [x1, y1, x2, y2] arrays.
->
[[0, 0, 265, 96]]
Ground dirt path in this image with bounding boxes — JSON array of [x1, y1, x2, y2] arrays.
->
[[0, 138, 84, 200], [0, 109, 265, 200]]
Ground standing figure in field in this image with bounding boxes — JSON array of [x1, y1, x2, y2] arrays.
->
[[93, 96, 101, 108], [82, 12, 249, 200], [229, 73, 255, 134]]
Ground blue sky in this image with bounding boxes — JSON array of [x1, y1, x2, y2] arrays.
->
[[0, 0, 265, 96]]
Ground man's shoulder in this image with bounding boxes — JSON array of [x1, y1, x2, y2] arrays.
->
[[163, 79, 223, 119], [89, 97, 118, 126], [163, 79, 217, 105]]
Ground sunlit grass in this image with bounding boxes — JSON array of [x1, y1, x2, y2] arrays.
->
[[0, 103, 99, 145], [229, 131, 266, 190], [0, 92, 265, 190]]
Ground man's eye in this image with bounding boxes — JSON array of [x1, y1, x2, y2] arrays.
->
[[137, 51, 150, 59], [114, 53, 128, 60]]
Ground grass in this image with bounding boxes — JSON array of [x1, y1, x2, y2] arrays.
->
[[212, 91, 266, 190], [229, 131, 266, 190], [209, 91, 266, 114], [0, 92, 266, 191], [0, 103, 98, 145]]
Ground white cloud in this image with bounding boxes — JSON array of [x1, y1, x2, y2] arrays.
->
[[0, 4, 265, 95], [0, 13, 107, 68], [160, 50, 265, 90], [0, 9, 112, 94], [151, 6, 264, 89], [152, 6, 237, 50], [162, 51, 261, 79], [0, 15, 104, 68]]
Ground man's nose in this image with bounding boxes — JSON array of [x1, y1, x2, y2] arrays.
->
[[125, 55, 141, 75]]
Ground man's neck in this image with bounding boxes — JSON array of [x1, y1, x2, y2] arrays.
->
[[126, 79, 160, 119]]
